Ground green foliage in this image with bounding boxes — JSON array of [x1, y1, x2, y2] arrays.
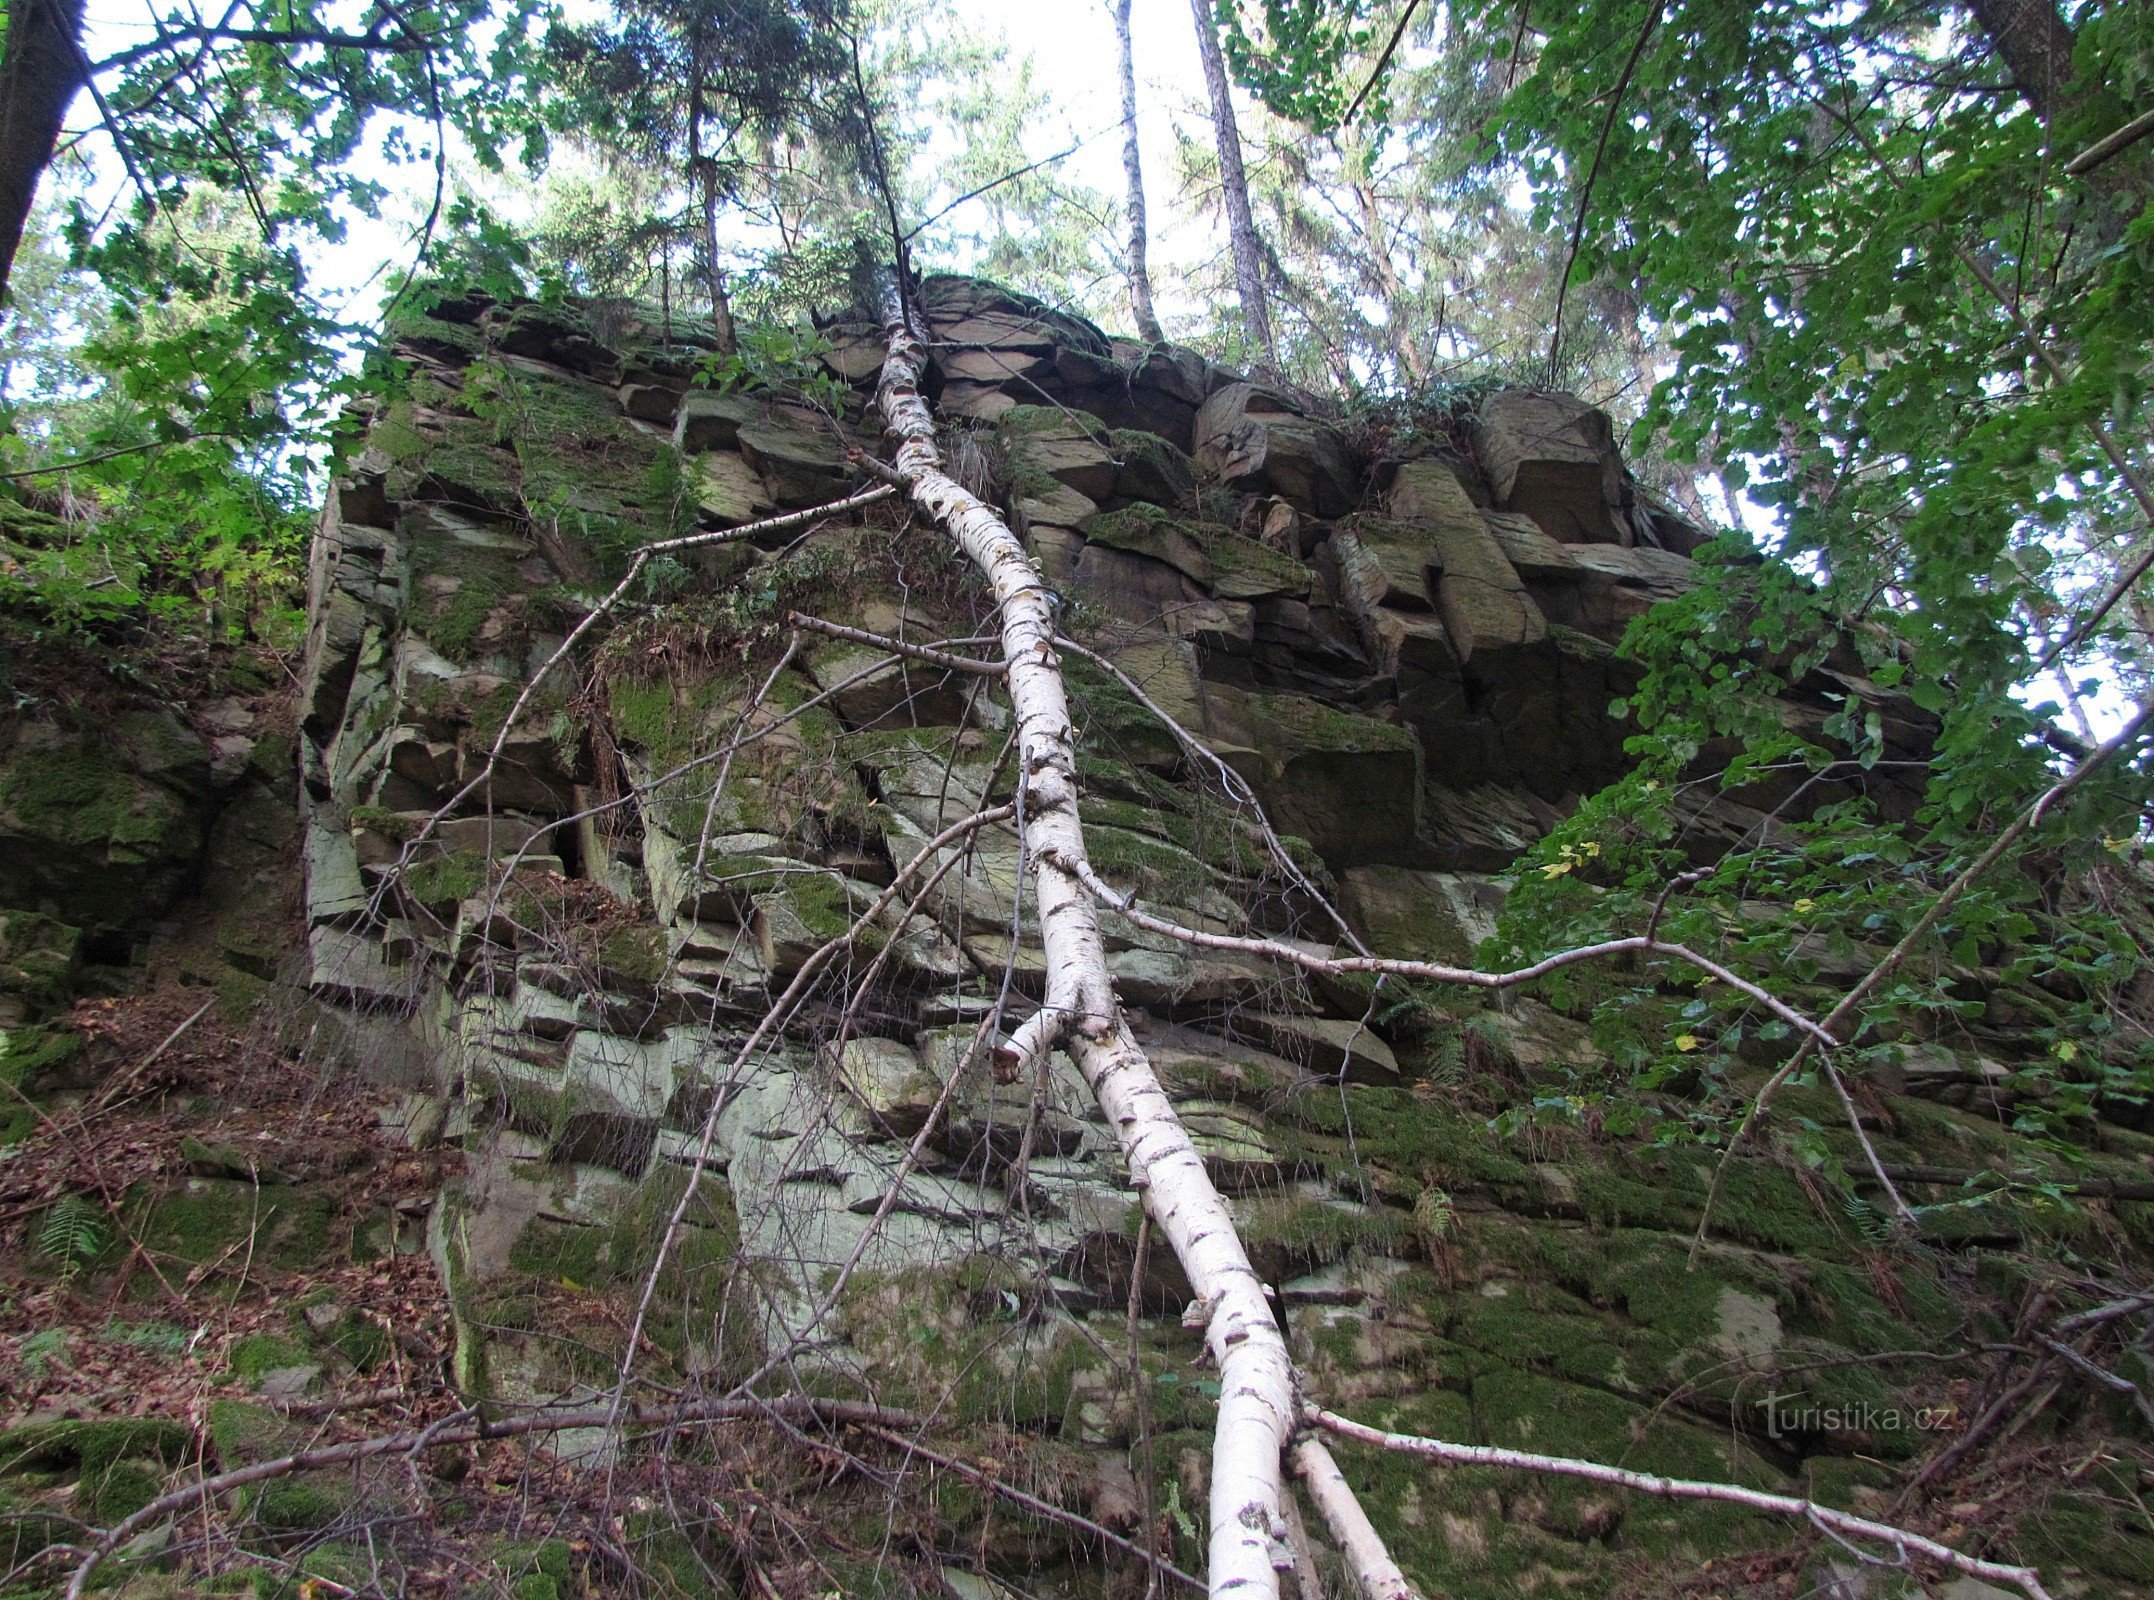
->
[[37, 1193, 108, 1274], [697, 318, 851, 413], [1217, 0, 1389, 132]]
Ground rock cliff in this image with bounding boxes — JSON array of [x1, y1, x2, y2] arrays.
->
[[4, 275, 2151, 1599]]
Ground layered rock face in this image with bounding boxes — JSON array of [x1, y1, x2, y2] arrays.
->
[[277, 277, 2154, 1596]]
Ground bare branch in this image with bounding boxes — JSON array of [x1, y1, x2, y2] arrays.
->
[[1045, 847, 1839, 1049], [1304, 1407, 2057, 1600], [786, 610, 1008, 673]]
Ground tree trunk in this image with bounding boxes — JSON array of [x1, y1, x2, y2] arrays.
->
[[702, 176, 736, 357], [1188, 0, 1275, 368], [1965, 0, 2077, 126], [875, 278, 1296, 1600], [0, 0, 89, 308], [686, 46, 735, 358], [1114, 0, 1166, 344]]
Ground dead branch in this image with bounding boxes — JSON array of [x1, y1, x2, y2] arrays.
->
[[786, 611, 1009, 673], [1692, 694, 2154, 1259], [855, 1423, 1206, 1592], [1045, 847, 1836, 1048], [381, 483, 897, 900], [608, 801, 1019, 1415], [1304, 1406, 2056, 1600], [875, 273, 1304, 1600]]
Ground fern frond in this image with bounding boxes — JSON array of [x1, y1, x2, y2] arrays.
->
[[38, 1193, 107, 1267]]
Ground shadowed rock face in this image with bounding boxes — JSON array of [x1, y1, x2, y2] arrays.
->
[[44, 274, 2126, 1597]]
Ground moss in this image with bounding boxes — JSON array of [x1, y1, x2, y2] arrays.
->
[[0, 1487, 76, 1571], [596, 926, 669, 986], [402, 849, 489, 909], [1194, 525, 1310, 598], [0, 736, 200, 903], [76, 1457, 163, 1522], [213, 966, 270, 1024], [490, 1536, 578, 1599], [1235, 1194, 1401, 1277], [229, 1332, 313, 1382], [0, 909, 82, 1015], [2023, 1493, 2154, 1582], [0, 1417, 192, 1474], [996, 404, 1107, 442], [322, 1311, 391, 1372], [135, 1180, 343, 1273], [2, 1023, 85, 1143], [1446, 1293, 1639, 1391], [253, 1476, 346, 1531], [1244, 691, 1419, 760], [206, 1399, 282, 1466], [1062, 660, 1185, 774], [1108, 427, 1195, 491], [1276, 1086, 1540, 1203], [834, 1265, 1091, 1430], [348, 804, 416, 841], [1084, 824, 1214, 902]]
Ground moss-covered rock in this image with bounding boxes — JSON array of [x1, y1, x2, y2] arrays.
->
[[0, 712, 208, 931]]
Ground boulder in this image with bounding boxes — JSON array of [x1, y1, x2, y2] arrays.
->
[[1472, 391, 1626, 545], [1111, 430, 1197, 505], [1341, 867, 1505, 966], [1331, 516, 1438, 610], [1193, 383, 1358, 516], [737, 415, 852, 507], [0, 711, 209, 932], [1200, 685, 1422, 866], [1081, 505, 1215, 588], [1002, 413, 1118, 501], [1388, 460, 1546, 660], [694, 450, 776, 526]]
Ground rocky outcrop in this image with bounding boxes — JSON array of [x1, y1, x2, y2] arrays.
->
[[251, 276, 2154, 1598]]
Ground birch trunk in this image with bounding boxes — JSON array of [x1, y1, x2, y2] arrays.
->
[[1290, 1439, 1422, 1600], [1188, 0, 1275, 368], [1115, 0, 1166, 344], [876, 281, 1295, 1600]]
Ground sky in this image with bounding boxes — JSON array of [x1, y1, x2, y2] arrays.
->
[[42, 0, 2143, 737], [60, 0, 1237, 338]]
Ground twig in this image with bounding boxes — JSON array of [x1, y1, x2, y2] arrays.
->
[[854, 1423, 1205, 1592], [1545, 3, 1663, 384], [1052, 633, 1372, 957], [381, 482, 896, 893], [786, 612, 1007, 673], [1690, 694, 2154, 1260], [93, 997, 215, 1110], [1338, 0, 1422, 128]]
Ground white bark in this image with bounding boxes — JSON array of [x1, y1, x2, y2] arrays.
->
[[1115, 0, 1166, 344], [1289, 1440, 1422, 1600], [877, 284, 1296, 1600]]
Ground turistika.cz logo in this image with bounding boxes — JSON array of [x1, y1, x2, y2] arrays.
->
[[1759, 1396, 1959, 1439]]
